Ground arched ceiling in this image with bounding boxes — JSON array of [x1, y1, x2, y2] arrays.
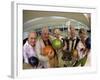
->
[[23, 10, 90, 32]]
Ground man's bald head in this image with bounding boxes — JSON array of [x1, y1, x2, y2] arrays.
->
[[28, 32, 36, 38], [28, 32, 37, 47]]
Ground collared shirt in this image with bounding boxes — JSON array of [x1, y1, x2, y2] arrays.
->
[[23, 41, 37, 63]]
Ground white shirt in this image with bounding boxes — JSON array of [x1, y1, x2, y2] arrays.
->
[[23, 41, 37, 63], [77, 41, 86, 59], [35, 38, 50, 68], [77, 41, 91, 66], [69, 36, 77, 51]]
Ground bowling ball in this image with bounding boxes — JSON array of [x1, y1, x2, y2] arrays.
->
[[73, 55, 87, 67], [43, 46, 54, 56], [52, 39, 62, 49], [72, 49, 78, 58], [28, 57, 39, 67]]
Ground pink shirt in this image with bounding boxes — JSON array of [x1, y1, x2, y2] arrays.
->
[[23, 41, 37, 63]]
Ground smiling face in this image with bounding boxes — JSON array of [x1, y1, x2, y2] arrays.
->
[[70, 26, 76, 38], [79, 32, 86, 40], [41, 27, 49, 41], [28, 32, 37, 47], [79, 28, 87, 41], [42, 32, 49, 41], [53, 28, 61, 39]]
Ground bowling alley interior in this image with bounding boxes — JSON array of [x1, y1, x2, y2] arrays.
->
[[23, 10, 91, 69]]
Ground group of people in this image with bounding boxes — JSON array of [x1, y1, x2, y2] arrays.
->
[[23, 25, 91, 69]]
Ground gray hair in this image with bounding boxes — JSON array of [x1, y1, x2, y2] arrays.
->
[[41, 26, 49, 34]]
